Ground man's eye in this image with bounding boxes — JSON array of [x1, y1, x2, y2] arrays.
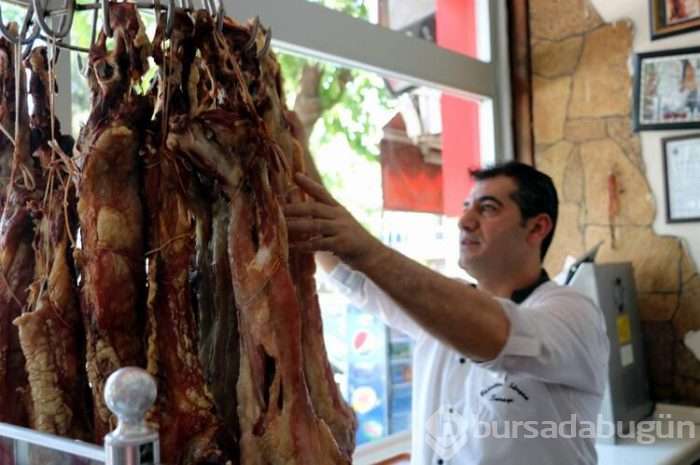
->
[[481, 204, 496, 212]]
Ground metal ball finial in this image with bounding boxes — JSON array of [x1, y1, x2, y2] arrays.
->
[[104, 366, 156, 423], [103, 367, 161, 464]]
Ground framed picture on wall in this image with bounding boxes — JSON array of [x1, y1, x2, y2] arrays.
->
[[633, 47, 700, 130], [650, 0, 700, 39], [662, 133, 700, 222]]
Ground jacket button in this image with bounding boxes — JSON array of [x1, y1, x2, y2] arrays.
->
[[459, 357, 466, 364], [437, 460, 444, 465]]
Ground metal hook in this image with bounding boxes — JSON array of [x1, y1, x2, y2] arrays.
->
[[39, 35, 88, 53], [164, 0, 175, 39], [205, 0, 216, 16], [241, 16, 258, 52], [152, 0, 161, 22], [33, 0, 75, 39], [0, 3, 40, 45], [0, 5, 20, 44], [21, 34, 38, 60], [256, 27, 271, 59], [216, 2, 225, 32], [88, 1, 98, 48], [101, 0, 112, 38]]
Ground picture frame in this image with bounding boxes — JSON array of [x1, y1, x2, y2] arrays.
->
[[649, 0, 700, 40], [661, 133, 700, 222], [633, 46, 700, 130]]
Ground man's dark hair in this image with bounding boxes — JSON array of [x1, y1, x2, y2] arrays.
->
[[470, 161, 558, 261]]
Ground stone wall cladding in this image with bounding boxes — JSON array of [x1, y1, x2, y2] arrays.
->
[[529, 0, 700, 404]]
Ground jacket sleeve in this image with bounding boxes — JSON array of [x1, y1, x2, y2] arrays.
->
[[478, 286, 609, 395], [326, 263, 424, 339]]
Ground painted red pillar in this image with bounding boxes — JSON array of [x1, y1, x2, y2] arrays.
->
[[436, 0, 480, 217]]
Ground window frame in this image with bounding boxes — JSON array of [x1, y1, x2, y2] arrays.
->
[[228, 0, 513, 162]]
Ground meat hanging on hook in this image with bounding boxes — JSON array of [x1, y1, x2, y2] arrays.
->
[[14, 45, 90, 442], [0, 2, 360, 463], [0, 27, 38, 428], [221, 15, 357, 460], [167, 11, 353, 464], [143, 10, 232, 464], [73, 1, 153, 442]]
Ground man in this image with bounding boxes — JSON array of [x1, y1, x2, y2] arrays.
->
[[283, 121, 609, 464]]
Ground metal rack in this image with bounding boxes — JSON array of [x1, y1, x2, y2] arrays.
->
[[0, 0, 228, 55], [0, 0, 270, 134]]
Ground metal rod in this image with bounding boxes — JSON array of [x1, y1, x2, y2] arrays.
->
[[0, 0, 233, 53], [39, 35, 90, 52], [0, 422, 105, 462], [216, 1, 224, 32]]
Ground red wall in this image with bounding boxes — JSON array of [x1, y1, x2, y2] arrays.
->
[[436, 0, 481, 217]]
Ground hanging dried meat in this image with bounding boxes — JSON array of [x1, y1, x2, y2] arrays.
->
[[13, 46, 90, 441], [167, 11, 351, 464], [223, 18, 357, 460], [0, 33, 15, 207], [0, 29, 36, 427], [143, 11, 230, 464], [0, 4, 358, 464], [73, 2, 153, 441]]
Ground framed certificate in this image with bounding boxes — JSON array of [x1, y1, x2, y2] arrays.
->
[[662, 133, 700, 222]]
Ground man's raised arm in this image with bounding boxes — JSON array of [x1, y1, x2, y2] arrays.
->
[[283, 173, 510, 362]]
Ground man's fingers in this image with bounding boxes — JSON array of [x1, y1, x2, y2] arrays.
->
[[294, 173, 338, 206], [283, 200, 338, 219], [285, 218, 338, 236], [288, 236, 337, 254]]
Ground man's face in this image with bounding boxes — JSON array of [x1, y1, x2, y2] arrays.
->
[[458, 176, 530, 279]]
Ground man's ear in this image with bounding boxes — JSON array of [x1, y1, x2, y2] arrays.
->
[[526, 213, 553, 246]]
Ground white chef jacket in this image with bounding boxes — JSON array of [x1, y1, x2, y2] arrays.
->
[[328, 263, 609, 465]]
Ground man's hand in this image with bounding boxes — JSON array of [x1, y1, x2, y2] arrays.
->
[[284, 173, 385, 269]]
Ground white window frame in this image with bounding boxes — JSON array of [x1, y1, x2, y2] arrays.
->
[[227, 0, 513, 162]]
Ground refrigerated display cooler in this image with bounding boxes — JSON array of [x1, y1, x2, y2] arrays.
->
[[319, 294, 414, 447]]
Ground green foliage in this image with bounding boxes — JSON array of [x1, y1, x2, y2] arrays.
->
[[275, 1, 395, 235], [277, 0, 394, 161], [306, 0, 370, 19], [278, 51, 395, 162]]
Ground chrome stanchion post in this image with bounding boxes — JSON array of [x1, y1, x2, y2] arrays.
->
[[103, 367, 160, 465]]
